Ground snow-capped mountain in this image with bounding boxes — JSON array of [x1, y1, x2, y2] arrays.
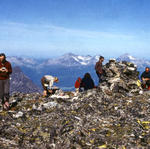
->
[[40, 53, 99, 67], [117, 53, 150, 70], [7, 53, 101, 68], [117, 53, 136, 62], [7, 56, 40, 68], [7, 53, 150, 69]]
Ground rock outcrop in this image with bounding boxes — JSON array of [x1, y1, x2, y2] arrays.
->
[[0, 60, 150, 148], [100, 59, 141, 96]]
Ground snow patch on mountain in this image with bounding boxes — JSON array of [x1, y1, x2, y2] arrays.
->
[[7, 56, 38, 68], [117, 53, 150, 72], [128, 55, 135, 60]]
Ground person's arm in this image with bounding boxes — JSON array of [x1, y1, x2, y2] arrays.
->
[[95, 62, 98, 71], [41, 77, 47, 90], [1, 62, 12, 74], [140, 72, 144, 80], [80, 79, 84, 88], [48, 79, 54, 89], [6, 62, 12, 74]]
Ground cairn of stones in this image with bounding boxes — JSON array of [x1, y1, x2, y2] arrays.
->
[[100, 59, 141, 96]]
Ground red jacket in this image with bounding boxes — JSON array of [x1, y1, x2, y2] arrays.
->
[[74, 77, 82, 88], [0, 60, 12, 80]]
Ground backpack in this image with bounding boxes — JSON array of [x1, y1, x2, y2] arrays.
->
[[74, 77, 82, 88]]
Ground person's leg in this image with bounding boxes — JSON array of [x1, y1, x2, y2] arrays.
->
[[146, 80, 150, 90], [4, 79, 10, 109], [96, 72, 102, 83], [141, 80, 146, 89], [41, 77, 48, 97], [0, 80, 4, 105]]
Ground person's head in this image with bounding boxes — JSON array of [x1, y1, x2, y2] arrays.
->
[[145, 67, 150, 73], [99, 56, 104, 62], [0, 53, 6, 62], [78, 77, 81, 81], [84, 73, 91, 79], [54, 77, 59, 82]]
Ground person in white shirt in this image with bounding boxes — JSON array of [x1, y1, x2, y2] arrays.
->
[[41, 75, 59, 97]]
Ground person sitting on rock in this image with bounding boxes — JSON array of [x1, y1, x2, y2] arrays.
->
[[140, 67, 150, 90], [80, 73, 95, 91], [41, 75, 59, 97]]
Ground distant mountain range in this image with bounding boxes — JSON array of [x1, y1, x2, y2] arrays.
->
[[116, 53, 150, 72], [7, 53, 150, 92], [8, 53, 99, 67], [8, 53, 150, 68]]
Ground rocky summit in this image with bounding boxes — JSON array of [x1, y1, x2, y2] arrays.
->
[[0, 60, 150, 149]]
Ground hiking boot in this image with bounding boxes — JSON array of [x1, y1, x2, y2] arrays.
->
[[3, 102, 10, 111]]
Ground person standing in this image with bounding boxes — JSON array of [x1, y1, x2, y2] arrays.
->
[[95, 56, 104, 83], [0, 53, 12, 110]]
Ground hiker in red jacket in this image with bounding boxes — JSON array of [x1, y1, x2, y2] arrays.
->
[[74, 77, 82, 92], [95, 56, 104, 83], [0, 53, 12, 110]]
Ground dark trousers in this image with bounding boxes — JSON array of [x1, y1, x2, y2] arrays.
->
[[0, 79, 10, 104], [96, 72, 102, 83], [142, 80, 150, 89]]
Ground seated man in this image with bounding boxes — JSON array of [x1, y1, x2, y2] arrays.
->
[[41, 75, 59, 97], [140, 67, 150, 90]]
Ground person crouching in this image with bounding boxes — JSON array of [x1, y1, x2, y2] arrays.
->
[[41, 75, 59, 97]]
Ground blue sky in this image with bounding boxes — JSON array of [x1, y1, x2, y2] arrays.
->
[[0, 0, 150, 58]]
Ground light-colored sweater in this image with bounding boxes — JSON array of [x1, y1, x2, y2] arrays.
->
[[44, 75, 55, 89]]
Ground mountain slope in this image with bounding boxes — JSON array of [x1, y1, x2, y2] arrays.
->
[[10, 66, 41, 93]]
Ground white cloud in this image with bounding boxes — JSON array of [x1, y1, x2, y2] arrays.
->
[[0, 21, 135, 40], [0, 21, 148, 58]]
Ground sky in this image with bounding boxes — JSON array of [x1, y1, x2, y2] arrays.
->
[[0, 0, 150, 59]]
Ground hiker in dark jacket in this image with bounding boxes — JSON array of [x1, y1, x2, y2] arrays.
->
[[95, 56, 104, 83], [0, 53, 12, 110], [80, 73, 95, 91], [140, 67, 150, 90]]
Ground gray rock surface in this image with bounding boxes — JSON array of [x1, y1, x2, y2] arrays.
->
[[0, 60, 150, 148]]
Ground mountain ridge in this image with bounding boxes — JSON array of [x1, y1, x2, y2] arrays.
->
[[8, 53, 150, 68], [7, 53, 150, 91]]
